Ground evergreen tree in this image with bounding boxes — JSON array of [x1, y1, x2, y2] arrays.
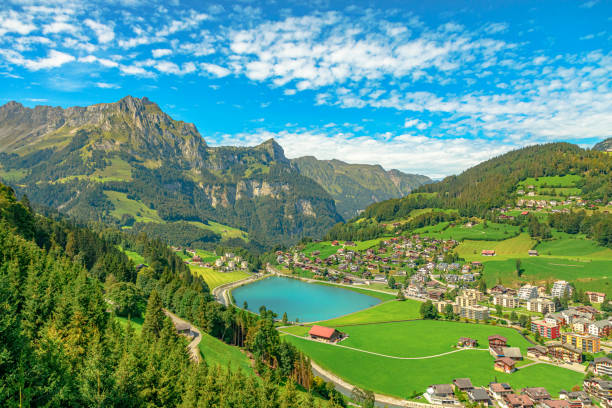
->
[[142, 289, 166, 340]]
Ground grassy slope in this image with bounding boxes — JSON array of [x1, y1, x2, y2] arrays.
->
[[190, 266, 250, 290], [286, 336, 582, 399], [418, 222, 520, 241], [105, 191, 165, 223], [198, 332, 253, 373]]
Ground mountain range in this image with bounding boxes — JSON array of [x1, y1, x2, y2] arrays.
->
[[594, 138, 612, 152], [0, 96, 429, 248]]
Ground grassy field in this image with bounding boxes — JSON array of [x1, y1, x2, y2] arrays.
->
[[482, 257, 612, 295], [198, 331, 253, 373], [190, 266, 250, 290], [303, 242, 339, 259], [177, 248, 219, 263], [456, 233, 536, 261], [418, 222, 520, 241], [535, 232, 612, 259], [313, 282, 397, 302], [310, 298, 420, 326], [123, 249, 146, 265], [188, 220, 249, 242], [518, 175, 582, 188], [285, 335, 582, 399], [115, 315, 144, 334], [104, 190, 165, 223]]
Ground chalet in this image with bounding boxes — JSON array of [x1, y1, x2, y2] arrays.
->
[[426, 384, 457, 405], [192, 255, 202, 262], [495, 357, 517, 373], [540, 400, 571, 408], [504, 394, 535, 408], [308, 326, 343, 342], [488, 383, 514, 400], [458, 337, 478, 348], [468, 387, 493, 406], [521, 387, 551, 403], [173, 321, 194, 337], [546, 342, 582, 364], [481, 250, 496, 256], [489, 335, 508, 348], [453, 378, 474, 392]]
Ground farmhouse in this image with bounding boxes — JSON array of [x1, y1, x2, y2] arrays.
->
[[502, 347, 523, 360], [482, 250, 496, 256], [453, 378, 474, 392], [489, 383, 513, 400], [308, 325, 342, 342], [495, 357, 517, 373], [504, 393, 535, 408], [468, 388, 493, 406], [489, 335, 508, 347]]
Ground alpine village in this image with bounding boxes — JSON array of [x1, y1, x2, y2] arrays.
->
[[0, 1, 611, 408]]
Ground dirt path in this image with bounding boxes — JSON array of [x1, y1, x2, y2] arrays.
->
[[163, 309, 202, 363], [279, 329, 488, 360]]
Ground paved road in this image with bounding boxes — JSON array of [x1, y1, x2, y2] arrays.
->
[[163, 309, 202, 363]]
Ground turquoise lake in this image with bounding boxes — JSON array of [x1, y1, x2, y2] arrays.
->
[[232, 276, 381, 322]]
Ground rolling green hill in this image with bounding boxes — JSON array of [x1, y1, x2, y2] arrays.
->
[[0, 97, 343, 248], [292, 156, 430, 219]]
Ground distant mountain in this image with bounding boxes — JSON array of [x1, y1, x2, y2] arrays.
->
[[0, 96, 342, 248], [292, 156, 430, 219], [593, 138, 612, 152]]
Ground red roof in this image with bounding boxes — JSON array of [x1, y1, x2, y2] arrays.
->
[[309, 325, 336, 339]]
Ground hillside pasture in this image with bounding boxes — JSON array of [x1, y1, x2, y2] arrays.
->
[[535, 232, 612, 259], [419, 222, 520, 242], [518, 175, 582, 188], [104, 190, 164, 223], [302, 241, 339, 259], [188, 220, 249, 242], [456, 233, 536, 261], [190, 266, 250, 290], [310, 298, 420, 326]]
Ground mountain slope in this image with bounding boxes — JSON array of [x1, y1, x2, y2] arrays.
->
[[594, 137, 612, 152], [0, 97, 342, 248], [292, 156, 430, 218], [359, 143, 612, 222]]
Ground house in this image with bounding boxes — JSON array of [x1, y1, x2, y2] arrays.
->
[[482, 250, 496, 256], [588, 320, 612, 338], [561, 332, 601, 353], [489, 382, 514, 400], [593, 357, 612, 377], [458, 337, 478, 348], [528, 250, 539, 256], [540, 400, 571, 408], [504, 394, 535, 408], [491, 284, 508, 295], [521, 388, 551, 403], [453, 378, 474, 392], [468, 387, 493, 406], [489, 335, 508, 347], [559, 390, 593, 408], [532, 319, 561, 339], [546, 341, 582, 364], [585, 291, 606, 304], [426, 384, 457, 405], [192, 255, 202, 262], [527, 345, 548, 359], [495, 357, 517, 373], [308, 325, 342, 342]]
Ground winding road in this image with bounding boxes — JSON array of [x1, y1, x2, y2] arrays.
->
[[163, 309, 202, 363]]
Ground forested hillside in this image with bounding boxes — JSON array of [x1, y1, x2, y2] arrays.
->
[[292, 156, 430, 218], [0, 97, 342, 249], [0, 182, 344, 407], [361, 143, 612, 221], [594, 137, 612, 152]]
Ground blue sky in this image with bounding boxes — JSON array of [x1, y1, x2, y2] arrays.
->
[[0, 0, 610, 178]]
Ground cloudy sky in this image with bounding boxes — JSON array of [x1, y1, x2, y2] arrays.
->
[[0, 0, 610, 178]]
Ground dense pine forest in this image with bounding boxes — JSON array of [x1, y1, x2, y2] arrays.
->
[[0, 182, 345, 407]]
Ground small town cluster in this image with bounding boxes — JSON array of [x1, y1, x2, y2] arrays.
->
[[175, 247, 250, 272]]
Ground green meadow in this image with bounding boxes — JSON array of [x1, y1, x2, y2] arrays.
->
[[417, 222, 520, 241]]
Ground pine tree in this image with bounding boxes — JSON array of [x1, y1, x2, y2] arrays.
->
[[142, 289, 166, 340]]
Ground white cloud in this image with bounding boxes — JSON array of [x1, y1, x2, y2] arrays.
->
[[119, 64, 155, 77], [84, 19, 114, 43], [404, 119, 429, 130], [78, 55, 119, 67], [42, 15, 78, 35], [1, 49, 75, 70], [152, 48, 172, 58], [95, 81, 120, 88], [200, 62, 230, 77], [154, 60, 196, 75], [0, 10, 37, 35]]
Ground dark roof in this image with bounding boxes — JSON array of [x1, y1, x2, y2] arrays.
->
[[489, 335, 508, 342], [496, 357, 517, 367], [502, 347, 523, 359], [453, 378, 474, 389], [469, 387, 491, 402], [522, 387, 551, 399], [431, 384, 453, 395], [594, 356, 612, 364], [174, 321, 191, 331]]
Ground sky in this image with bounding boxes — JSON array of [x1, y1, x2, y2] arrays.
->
[[0, 0, 610, 178]]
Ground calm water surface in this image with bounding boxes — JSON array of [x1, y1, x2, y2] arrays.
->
[[232, 276, 381, 322]]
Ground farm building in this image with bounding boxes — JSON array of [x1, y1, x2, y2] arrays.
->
[[488, 335, 508, 347], [458, 337, 478, 348], [453, 378, 474, 392], [481, 250, 496, 256], [495, 357, 517, 373], [528, 250, 539, 256], [308, 325, 343, 342]]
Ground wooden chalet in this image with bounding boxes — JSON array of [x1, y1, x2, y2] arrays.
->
[[489, 335, 508, 347], [308, 325, 342, 342], [495, 357, 517, 373]]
